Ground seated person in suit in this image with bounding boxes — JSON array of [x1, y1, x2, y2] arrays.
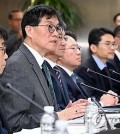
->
[[57, 31, 118, 106], [0, 25, 12, 134], [107, 25, 120, 96], [75, 27, 118, 105], [0, 5, 87, 132]]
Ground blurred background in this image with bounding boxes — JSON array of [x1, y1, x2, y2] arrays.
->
[[0, 0, 120, 60]]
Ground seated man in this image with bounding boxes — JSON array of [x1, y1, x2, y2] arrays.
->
[[75, 27, 118, 105]]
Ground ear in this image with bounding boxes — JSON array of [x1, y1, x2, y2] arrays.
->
[[25, 26, 33, 38], [90, 44, 97, 53]]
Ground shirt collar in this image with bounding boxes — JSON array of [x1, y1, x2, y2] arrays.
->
[[24, 42, 44, 68], [115, 50, 120, 60], [92, 55, 106, 70], [44, 58, 56, 68], [57, 64, 73, 76]]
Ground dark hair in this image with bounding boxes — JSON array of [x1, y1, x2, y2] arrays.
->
[[0, 25, 8, 41], [21, 4, 65, 38], [114, 25, 120, 36], [65, 31, 77, 41], [8, 9, 22, 19], [113, 13, 120, 22], [88, 27, 114, 47]]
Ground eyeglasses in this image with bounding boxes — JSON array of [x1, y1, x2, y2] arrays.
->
[[65, 46, 81, 53], [98, 42, 118, 49], [37, 24, 63, 34], [0, 46, 6, 56]]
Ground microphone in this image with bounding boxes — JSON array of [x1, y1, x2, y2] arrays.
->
[[109, 69, 120, 76], [80, 82, 120, 98], [6, 83, 44, 112], [91, 97, 111, 130], [83, 67, 120, 84]]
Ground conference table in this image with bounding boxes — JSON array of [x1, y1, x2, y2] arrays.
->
[[13, 124, 85, 134], [13, 113, 120, 134]]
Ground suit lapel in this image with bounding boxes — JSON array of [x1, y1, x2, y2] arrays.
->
[[19, 45, 53, 105]]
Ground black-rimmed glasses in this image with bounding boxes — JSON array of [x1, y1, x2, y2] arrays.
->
[[37, 24, 63, 34]]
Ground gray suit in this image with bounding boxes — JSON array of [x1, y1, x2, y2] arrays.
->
[[0, 44, 54, 132]]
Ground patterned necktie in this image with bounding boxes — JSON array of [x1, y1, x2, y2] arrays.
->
[[53, 66, 63, 88], [42, 61, 55, 99]]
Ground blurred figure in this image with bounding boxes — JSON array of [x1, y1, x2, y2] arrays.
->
[[0, 25, 12, 134], [107, 25, 120, 95], [6, 9, 23, 57], [113, 13, 120, 27]]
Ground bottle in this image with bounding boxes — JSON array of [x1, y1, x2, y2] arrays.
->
[[84, 98, 99, 134], [40, 106, 55, 134], [55, 120, 69, 134]]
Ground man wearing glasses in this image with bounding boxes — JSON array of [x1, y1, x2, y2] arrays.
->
[[75, 27, 118, 105], [0, 26, 12, 134], [0, 5, 87, 132]]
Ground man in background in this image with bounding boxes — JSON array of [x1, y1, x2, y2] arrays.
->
[[113, 13, 120, 27], [6, 9, 23, 57], [75, 27, 118, 104]]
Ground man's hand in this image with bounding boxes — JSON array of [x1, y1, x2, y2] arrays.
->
[[100, 90, 118, 106]]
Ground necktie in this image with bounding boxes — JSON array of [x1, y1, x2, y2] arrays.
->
[[102, 66, 112, 90], [71, 73, 77, 84], [53, 66, 63, 88], [42, 61, 55, 99]]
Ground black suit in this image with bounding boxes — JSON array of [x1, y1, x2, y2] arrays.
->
[[58, 66, 91, 102], [0, 96, 12, 134], [75, 56, 113, 100], [45, 62, 70, 109], [107, 54, 120, 95]]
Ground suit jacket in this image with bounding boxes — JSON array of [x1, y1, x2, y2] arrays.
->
[[75, 56, 113, 100], [45, 62, 70, 109], [58, 67, 90, 102], [0, 44, 55, 132], [0, 97, 12, 134], [107, 54, 120, 95]]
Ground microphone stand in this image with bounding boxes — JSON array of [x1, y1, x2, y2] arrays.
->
[[109, 69, 120, 76], [80, 82, 120, 98], [91, 97, 111, 130]]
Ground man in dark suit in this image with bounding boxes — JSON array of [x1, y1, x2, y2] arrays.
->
[[57, 31, 118, 106], [0, 5, 87, 132], [0, 25, 12, 134], [107, 26, 120, 95], [75, 27, 118, 105]]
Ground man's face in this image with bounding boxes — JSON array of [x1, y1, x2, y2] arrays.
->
[[114, 35, 120, 51], [54, 31, 66, 58], [59, 35, 81, 71], [115, 15, 120, 26], [9, 12, 23, 31], [90, 34, 115, 63], [29, 16, 62, 56], [0, 38, 8, 74]]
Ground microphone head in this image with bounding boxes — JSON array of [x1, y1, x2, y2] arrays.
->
[[6, 83, 11, 88]]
